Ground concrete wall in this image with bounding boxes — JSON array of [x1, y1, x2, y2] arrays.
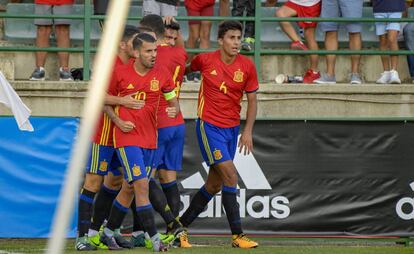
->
[[2, 81, 414, 119]]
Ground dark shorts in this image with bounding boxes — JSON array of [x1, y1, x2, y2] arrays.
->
[[196, 118, 240, 166], [153, 124, 185, 171], [85, 143, 122, 176]]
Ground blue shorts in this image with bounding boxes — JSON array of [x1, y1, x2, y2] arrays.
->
[[86, 143, 122, 176], [153, 124, 185, 171], [116, 146, 155, 183], [374, 12, 402, 36], [319, 0, 363, 33], [196, 119, 240, 166]]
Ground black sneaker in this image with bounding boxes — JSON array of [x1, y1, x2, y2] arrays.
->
[[241, 37, 255, 51], [114, 234, 134, 249], [131, 233, 146, 247], [100, 233, 123, 250], [75, 236, 97, 251], [29, 67, 45, 81], [59, 67, 74, 81]]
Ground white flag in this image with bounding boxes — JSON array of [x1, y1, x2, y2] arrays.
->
[[0, 71, 34, 131]]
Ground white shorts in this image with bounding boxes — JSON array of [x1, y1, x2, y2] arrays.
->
[[142, 0, 178, 16], [374, 12, 402, 36]]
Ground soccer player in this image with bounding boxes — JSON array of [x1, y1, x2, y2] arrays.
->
[[99, 32, 182, 252], [75, 25, 141, 251], [178, 20, 259, 249], [140, 14, 187, 234]]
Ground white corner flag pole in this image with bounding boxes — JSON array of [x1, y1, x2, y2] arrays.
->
[[45, 0, 131, 253]]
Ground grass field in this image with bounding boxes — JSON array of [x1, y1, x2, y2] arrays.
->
[[0, 236, 412, 254]]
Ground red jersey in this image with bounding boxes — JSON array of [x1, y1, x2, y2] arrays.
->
[[111, 63, 175, 149], [156, 44, 187, 129], [35, 0, 74, 5], [184, 0, 215, 10], [92, 56, 129, 146], [191, 50, 259, 128]]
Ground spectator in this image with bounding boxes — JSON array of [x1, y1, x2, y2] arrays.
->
[[142, 0, 179, 17], [94, 0, 109, 28], [232, 0, 255, 51], [184, 0, 215, 81], [404, 23, 414, 83], [373, 0, 405, 84], [314, 0, 363, 84], [276, 0, 321, 83], [30, 0, 74, 81]]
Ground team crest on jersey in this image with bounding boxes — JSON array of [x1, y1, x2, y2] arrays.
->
[[132, 165, 141, 176], [99, 160, 108, 172], [150, 79, 160, 91], [233, 69, 244, 82], [213, 149, 223, 160], [127, 83, 135, 89]]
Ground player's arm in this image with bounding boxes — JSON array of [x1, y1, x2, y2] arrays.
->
[[238, 92, 257, 155], [103, 105, 135, 133], [164, 90, 180, 118], [104, 94, 145, 109]]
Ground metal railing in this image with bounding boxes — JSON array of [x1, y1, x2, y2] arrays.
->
[[0, 0, 414, 81]]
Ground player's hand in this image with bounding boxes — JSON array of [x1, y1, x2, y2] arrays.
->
[[163, 16, 176, 25], [166, 106, 177, 118], [114, 119, 135, 133], [121, 95, 145, 109], [238, 131, 253, 155]]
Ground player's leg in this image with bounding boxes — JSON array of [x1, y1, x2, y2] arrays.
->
[[88, 153, 122, 249], [120, 146, 170, 251], [177, 165, 222, 248], [76, 143, 111, 251], [158, 124, 185, 218], [100, 179, 134, 250]]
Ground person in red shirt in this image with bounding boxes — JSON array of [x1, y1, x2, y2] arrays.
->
[[139, 15, 188, 239], [178, 20, 259, 249], [30, 0, 75, 81], [75, 25, 142, 251], [99, 32, 183, 252]]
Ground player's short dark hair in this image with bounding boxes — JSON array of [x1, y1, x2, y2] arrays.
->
[[139, 14, 165, 39], [133, 32, 157, 50], [139, 25, 155, 34], [165, 21, 180, 31], [122, 25, 140, 42], [217, 20, 243, 39]]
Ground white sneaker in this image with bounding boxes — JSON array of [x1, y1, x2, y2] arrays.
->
[[376, 71, 390, 84], [389, 70, 401, 84]]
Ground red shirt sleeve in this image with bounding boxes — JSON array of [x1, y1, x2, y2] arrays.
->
[[190, 54, 203, 72], [161, 76, 176, 94], [245, 60, 259, 93], [107, 70, 119, 96]]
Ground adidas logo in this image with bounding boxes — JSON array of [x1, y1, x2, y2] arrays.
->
[[127, 83, 134, 89], [210, 69, 217, 75], [180, 135, 290, 219]]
